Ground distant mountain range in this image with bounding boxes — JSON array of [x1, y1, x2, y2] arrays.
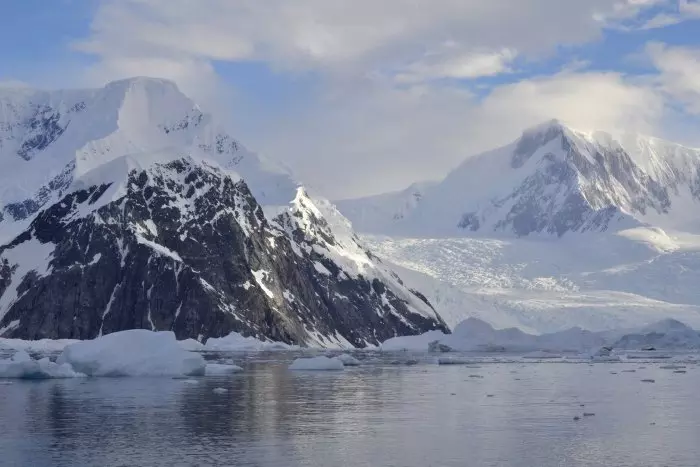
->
[[337, 119, 700, 237]]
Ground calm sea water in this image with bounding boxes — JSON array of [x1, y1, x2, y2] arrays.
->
[[1, 352, 699, 467]]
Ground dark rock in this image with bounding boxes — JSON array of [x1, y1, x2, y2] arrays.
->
[[0, 158, 447, 346]]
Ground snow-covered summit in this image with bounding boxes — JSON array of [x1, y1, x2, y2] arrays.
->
[[338, 119, 700, 238], [0, 77, 297, 242]]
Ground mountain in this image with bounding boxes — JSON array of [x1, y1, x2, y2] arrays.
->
[[0, 77, 447, 346], [337, 119, 700, 237], [336, 120, 700, 334]]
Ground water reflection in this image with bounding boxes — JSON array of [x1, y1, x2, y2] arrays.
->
[[1, 357, 700, 467]]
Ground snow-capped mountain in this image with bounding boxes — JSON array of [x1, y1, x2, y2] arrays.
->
[[336, 120, 700, 334], [338, 119, 700, 237], [0, 77, 446, 346]]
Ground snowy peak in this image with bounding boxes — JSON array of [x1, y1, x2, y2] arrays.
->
[[338, 120, 700, 238], [0, 78, 298, 242]]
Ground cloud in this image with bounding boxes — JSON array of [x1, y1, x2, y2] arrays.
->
[[78, 0, 663, 76], [70, 0, 693, 198], [647, 42, 700, 114], [257, 71, 665, 198], [0, 79, 31, 89], [395, 48, 518, 83]]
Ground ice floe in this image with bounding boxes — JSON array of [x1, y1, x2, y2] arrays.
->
[[57, 330, 205, 377], [205, 363, 244, 376], [203, 332, 294, 352], [0, 350, 85, 379], [288, 356, 345, 371]]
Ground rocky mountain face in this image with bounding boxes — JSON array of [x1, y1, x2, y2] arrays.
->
[[0, 78, 446, 346], [337, 120, 700, 237]]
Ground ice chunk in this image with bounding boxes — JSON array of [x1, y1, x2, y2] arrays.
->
[[204, 332, 293, 351], [0, 338, 80, 353], [0, 353, 85, 379], [334, 354, 361, 366], [288, 356, 345, 371], [178, 339, 205, 352], [57, 330, 205, 377], [212, 387, 228, 394], [522, 351, 563, 359], [381, 331, 448, 351], [205, 363, 244, 376]]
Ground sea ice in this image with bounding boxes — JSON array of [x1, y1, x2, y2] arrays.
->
[[205, 363, 244, 376], [203, 332, 293, 351], [334, 354, 361, 366], [0, 351, 86, 379], [57, 330, 206, 377], [178, 339, 205, 352], [288, 356, 345, 371]]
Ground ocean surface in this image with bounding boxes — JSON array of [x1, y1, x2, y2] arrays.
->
[[1, 351, 699, 467]]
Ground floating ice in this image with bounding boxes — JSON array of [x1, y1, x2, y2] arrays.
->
[[212, 387, 228, 394], [57, 330, 205, 377], [0, 350, 85, 379], [178, 339, 205, 352], [334, 354, 361, 366], [205, 363, 244, 376], [204, 332, 293, 351], [0, 338, 80, 353], [288, 356, 345, 371]]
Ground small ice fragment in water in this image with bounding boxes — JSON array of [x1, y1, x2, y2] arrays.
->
[[288, 356, 344, 371], [673, 370, 687, 374], [660, 365, 686, 370], [486, 394, 495, 398], [335, 354, 361, 366], [213, 387, 228, 394], [182, 379, 199, 384], [205, 363, 243, 376], [583, 413, 595, 417], [573, 416, 581, 421], [641, 379, 655, 383]]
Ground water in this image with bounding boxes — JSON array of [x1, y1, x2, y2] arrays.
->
[[1, 353, 699, 467]]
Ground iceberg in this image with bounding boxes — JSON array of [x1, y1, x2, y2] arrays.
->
[[57, 330, 206, 377], [288, 356, 345, 371], [0, 350, 85, 379], [204, 332, 293, 351]]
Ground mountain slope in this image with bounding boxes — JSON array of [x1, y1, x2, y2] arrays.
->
[[0, 78, 446, 346], [338, 119, 700, 238]]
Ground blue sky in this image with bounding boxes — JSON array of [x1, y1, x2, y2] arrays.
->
[[2, 0, 700, 197]]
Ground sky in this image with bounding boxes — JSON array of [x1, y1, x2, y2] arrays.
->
[[1, 0, 700, 198]]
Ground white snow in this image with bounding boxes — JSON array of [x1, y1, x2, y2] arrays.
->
[[251, 269, 275, 299], [203, 331, 293, 351], [205, 363, 243, 375], [0, 350, 86, 379], [288, 356, 345, 371], [57, 330, 205, 377]]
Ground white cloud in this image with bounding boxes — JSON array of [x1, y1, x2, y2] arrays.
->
[[257, 71, 665, 198], [647, 42, 700, 114], [70, 0, 694, 198], [0, 79, 31, 89], [395, 48, 518, 83], [78, 0, 661, 76]]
